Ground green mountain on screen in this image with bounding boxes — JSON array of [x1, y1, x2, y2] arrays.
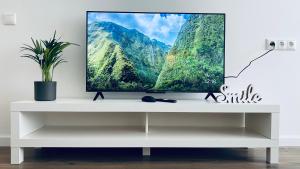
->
[[154, 14, 225, 91], [87, 21, 170, 91]]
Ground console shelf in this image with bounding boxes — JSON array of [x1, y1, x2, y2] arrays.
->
[[10, 99, 280, 164], [23, 126, 145, 140], [20, 126, 146, 147], [147, 126, 276, 148], [18, 126, 275, 148]]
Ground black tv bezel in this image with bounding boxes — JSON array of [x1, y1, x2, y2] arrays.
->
[[86, 11, 226, 93]]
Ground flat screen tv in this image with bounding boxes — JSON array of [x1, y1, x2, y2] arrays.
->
[[86, 11, 225, 93]]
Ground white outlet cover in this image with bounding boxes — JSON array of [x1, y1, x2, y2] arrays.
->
[[287, 40, 297, 50], [277, 40, 287, 50], [266, 39, 276, 50], [2, 13, 16, 25], [266, 39, 296, 51]]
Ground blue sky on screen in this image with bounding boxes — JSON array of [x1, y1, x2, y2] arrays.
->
[[88, 12, 191, 45]]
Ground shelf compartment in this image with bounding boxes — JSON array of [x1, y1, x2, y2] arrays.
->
[[147, 126, 277, 148], [18, 126, 147, 147], [148, 112, 244, 127], [15, 126, 277, 148]]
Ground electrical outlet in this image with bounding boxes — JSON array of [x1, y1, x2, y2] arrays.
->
[[287, 40, 296, 50], [277, 40, 287, 50], [266, 39, 296, 51], [266, 39, 276, 50]]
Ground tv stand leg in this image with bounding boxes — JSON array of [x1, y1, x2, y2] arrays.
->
[[205, 92, 218, 102], [11, 147, 24, 164], [93, 92, 104, 101], [267, 147, 279, 164]]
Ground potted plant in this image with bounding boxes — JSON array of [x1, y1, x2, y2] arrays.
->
[[21, 31, 78, 101]]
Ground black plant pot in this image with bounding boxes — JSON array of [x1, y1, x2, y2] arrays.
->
[[34, 81, 57, 101]]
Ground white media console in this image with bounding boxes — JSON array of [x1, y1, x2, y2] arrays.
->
[[10, 99, 280, 164]]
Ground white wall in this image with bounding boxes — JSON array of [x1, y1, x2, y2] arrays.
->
[[0, 0, 300, 146]]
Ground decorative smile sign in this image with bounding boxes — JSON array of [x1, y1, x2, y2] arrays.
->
[[217, 84, 262, 103]]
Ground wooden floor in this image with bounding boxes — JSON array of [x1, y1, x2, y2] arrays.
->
[[0, 147, 299, 169]]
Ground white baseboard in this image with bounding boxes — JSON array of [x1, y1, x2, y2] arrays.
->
[[0, 135, 9, 147], [280, 135, 300, 147], [1, 135, 299, 147]]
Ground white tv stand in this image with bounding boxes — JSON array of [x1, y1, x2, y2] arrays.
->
[[10, 99, 279, 164]]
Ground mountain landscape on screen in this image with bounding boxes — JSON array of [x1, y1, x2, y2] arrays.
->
[[87, 13, 225, 92]]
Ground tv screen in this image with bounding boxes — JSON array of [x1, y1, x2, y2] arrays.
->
[[86, 11, 225, 93]]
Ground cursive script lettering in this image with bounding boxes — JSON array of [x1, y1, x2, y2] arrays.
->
[[217, 84, 262, 103]]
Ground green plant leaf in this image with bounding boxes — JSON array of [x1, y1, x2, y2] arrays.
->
[[20, 31, 79, 82]]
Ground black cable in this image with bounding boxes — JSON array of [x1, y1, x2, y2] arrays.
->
[[225, 48, 275, 79]]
